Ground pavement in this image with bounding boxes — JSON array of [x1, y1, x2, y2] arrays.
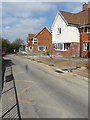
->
[[1, 55, 88, 118], [1, 57, 21, 119], [22, 53, 88, 62]]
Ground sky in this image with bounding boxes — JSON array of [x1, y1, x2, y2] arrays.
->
[[1, 2, 84, 43]]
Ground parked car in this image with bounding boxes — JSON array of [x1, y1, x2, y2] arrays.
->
[[2, 52, 6, 56]]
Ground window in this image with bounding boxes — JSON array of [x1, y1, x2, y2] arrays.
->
[[83, 42, 90, 51], [54, 43, 67, 51], [58, 28, 61, 34], [83, 43, 86, 51], [87, 42, 90, 51], [29, 46, 33, 51], [51, 30, 53, 34], [83, 42, 88, 51], [87, 27, 90, 33], [34, 38, 38, 44], [38, 46, 46, 51]]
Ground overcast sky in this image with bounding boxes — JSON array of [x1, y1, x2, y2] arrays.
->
[[2, 2, 84, 43]]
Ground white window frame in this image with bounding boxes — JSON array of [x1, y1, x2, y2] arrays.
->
[[54, 43, 67, 51], [87, 27, 90, 33], [38, 46, 46, 51], [83, 42, 90, 51], [57, 28, 61, 35], [33, 38, 38, 44], [83, 42, 87, 51], [29, 46, 33, 51]]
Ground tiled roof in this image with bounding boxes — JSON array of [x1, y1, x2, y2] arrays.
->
[[28, 34, 35, 40], [59, 8, 90, 26]]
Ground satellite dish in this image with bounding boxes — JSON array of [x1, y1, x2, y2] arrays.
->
[[88, 1, 90, 8]]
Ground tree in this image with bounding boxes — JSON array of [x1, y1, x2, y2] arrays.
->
[[13, 38, 25, 45], [12, 38, 25, 52], [2, 38, 11, 53], [2, 38, 25, 53]]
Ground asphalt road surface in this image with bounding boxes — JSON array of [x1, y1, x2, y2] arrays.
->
[[3, 55, 88, 118]]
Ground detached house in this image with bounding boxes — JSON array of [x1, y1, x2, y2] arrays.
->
[[27, 27, 55, 55], [51, 3, 90, 57]]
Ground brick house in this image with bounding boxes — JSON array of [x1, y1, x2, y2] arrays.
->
[[27, 27, 55, 55], [51, 2, 90, 57]]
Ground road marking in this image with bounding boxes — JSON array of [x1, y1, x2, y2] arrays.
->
[[9, 97, 68, 117], [9, 83, 37, 101], [18, 99, 35, 105]]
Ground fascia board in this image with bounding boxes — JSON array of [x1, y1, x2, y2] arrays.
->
[[51, 11, 68, 30]]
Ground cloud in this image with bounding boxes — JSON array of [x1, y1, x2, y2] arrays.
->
[[2, 2, 56, 18], [2, 17, 18, 25], [20, 18, 45, 26], [2, 2, 57, 42], [2, 17, 46, 42], [5, 26, 11, 29], [0, 3, 2, 27], [1, 0, 89, 2], [63, 2, 82, 13]]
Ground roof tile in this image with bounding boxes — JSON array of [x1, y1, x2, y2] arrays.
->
[[59, 8, 90, 26]]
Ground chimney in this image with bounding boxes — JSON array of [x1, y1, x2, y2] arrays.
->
[[83, 3, 88, 11]]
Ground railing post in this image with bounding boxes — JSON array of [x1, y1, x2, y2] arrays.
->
[[68, 47, 71, 72]]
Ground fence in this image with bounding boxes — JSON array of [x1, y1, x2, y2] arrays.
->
[[20, 45, 89, 78]]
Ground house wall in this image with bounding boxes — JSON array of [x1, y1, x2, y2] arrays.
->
[[70, 42, 80, 57], [52, 42, 80, 57], [51, 13, 79, 44], [51, 13, 80, 57], [28, 27, 56, 55], [79, 27, 89, 58]]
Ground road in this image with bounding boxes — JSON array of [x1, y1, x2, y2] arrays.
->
[[2, 55, 88, 118]]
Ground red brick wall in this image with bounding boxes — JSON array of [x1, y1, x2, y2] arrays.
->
[[28, 40, 32, 46], [35, 27, 55, 54], [52, 43, 80, 57], [79, 27, 88, 58], [70, 43, 80, 57], [28, 27, 56, 55]]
